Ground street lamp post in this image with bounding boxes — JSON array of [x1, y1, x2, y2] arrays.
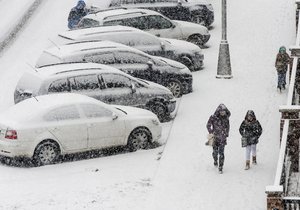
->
[[216, 0, 232, 79]]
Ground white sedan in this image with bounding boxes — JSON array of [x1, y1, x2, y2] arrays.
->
[[0, 93, 161, 166]]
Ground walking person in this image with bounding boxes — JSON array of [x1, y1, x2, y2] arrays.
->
[[68, 0, 89, 29], [275, 46, 291, 92], [239, 110, 262, 170], [206, 104, 231, 174]]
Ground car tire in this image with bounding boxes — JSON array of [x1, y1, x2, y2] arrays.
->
[[33, 140, 60, 166], [166, 79, 183, 98], [127, 127, 152, 152], [187, 34, 204, 46], [149, 101, 167, 122], [180, 56, 193, 70]]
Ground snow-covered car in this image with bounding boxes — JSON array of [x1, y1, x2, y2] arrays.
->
[[76, 8, 210, 46], [15, 63, 176, 121], [36, 40, 193, 98], [0, 93, 162, 166], [58, 25, 204, 71], [108, 0, 214, 27]]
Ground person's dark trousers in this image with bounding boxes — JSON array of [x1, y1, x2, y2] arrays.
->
[[212, 139, 225, 169], [277, 71, 286, 89]]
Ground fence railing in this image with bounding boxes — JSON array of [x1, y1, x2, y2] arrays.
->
[[265, 2, 300, 210]]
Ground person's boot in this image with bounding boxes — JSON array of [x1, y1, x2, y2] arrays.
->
[[218, 167, 223, 174], [214, 160, 218, 167], [252, 156, 257, 165], [245, 160, 250, 170]]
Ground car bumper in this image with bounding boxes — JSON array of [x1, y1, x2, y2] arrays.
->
[[0, 140, 31, 158], [202, 34, 210, 44], [150, 124, 162, 142], [191, 53, 204, 71], [166, 99, 176, 114], [182, 77, 193, 94]]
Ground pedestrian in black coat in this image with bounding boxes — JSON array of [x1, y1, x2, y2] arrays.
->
[[239, 110, 262, 170], [206, 103, 231, 174]]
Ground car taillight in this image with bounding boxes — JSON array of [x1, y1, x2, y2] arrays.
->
[[5, 129, 17, 140]]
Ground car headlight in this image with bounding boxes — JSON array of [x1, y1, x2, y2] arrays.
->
[[180, 67, 192, 75], [152, 119, 160, 125], [207, 4, 214, 11]]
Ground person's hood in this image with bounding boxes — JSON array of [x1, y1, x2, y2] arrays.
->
[[213, 104, 231, 118], [76, 0, 86, 9], [244, 110, 257, 121]]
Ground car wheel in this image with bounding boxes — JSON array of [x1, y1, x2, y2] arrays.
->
[[149, 102, 167, 122], [33, 141, 60, 166], [127, 128, 152, 152], [187, 34, 204, 46], [167, 80, 183, 98], [180, 56, 193, 70]]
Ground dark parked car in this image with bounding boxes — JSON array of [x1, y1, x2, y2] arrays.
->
[[15, 63, 176, 121], [36, 40, 193, 98], [108, 0, 214, 27], [58, 25, 204, 71]]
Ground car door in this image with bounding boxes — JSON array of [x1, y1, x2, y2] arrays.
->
[[145, 15, 182, 39], [99, 73, 137, 106], [79, 103, 126, 148], [43, 105, 88, 152], [112, 51, 151, 79]]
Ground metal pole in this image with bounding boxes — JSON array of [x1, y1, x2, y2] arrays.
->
[[216, 0, 232, 79]]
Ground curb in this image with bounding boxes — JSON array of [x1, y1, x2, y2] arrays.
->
[[0, 0, 44, 55]]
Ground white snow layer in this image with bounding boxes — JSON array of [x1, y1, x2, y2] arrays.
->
[[0, 0, 295, 209]]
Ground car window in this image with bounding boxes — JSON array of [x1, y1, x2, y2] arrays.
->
[[101, 73, 132, 89], [48, 79, 70, 93], [122, 17, 147, 30], [103, 19, 124, 26], [114, 51, 150, 64], [80, 103, 113, 118], [147, 15, 173, 29], [70, 75, 100, 92], [84, 53, 115, 65], [78, 18, 100, 28], [44, 105, 80, 121]]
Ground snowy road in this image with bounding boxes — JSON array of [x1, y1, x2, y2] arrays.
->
[[0, 0, 296, 209]]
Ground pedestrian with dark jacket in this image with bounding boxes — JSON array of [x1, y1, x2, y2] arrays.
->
[[206, 104, 231, 174], [68, 0, 88, 29], [239, 110, 262, 170], [275, 46, 291, 92]]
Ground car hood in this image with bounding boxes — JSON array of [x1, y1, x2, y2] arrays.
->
[[161, 38, 202, 54], [114, 105, 156, 118], [155, 56, 186, 69], [173, 20, 209, 35]]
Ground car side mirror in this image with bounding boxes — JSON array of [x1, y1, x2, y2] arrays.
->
[[112, 113, 118, 120], [131, 83, 136, 93], [171, 24, 176, 29], [160, 42, 166, 51]]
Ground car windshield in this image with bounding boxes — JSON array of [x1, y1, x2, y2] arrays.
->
[[78, 18, 100, 29]]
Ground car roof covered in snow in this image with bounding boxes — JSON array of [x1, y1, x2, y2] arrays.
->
[[59, 25, 147, 41], [84, 8, 162, 22], [43, 40, 147, 59], [0, 93, 109, 124], [35, 62, 130, 78]]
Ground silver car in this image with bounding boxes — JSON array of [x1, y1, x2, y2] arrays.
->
[[57, 25, 204, 71], [14, 63, 176, 121], [37, 40, 193, 98]]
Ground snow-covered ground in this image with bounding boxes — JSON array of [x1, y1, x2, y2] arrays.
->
[[0, 0, 296, 209]]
